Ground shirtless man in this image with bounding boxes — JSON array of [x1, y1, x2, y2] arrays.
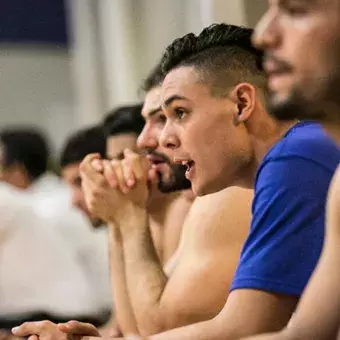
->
[[240, 1, 340, 339], [103, 104, 193, 336], [61, 105, 192, 336], [12, 24, 340, 340], [76, 65, 253, 337], [11, 40, 254, 339]]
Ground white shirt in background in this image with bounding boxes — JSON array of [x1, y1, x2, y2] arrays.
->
[[0, 178, 111, 320]]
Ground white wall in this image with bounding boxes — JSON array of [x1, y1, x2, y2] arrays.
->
[[0, 46, 75, 154], [0, 1, 268, 154]]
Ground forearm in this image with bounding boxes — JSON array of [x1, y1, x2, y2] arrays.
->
[[108, 225, 139, 336], [120, 208, 168, 335], [148, 318, 221, 340]]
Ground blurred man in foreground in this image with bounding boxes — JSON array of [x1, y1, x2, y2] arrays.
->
[[241, 1, 340, 339]]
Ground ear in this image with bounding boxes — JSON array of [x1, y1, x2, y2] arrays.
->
[[229, 83, 257, 126]]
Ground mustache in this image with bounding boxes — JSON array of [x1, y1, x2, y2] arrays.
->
[[263, 53, 293, 73], [144, 149, 171, 163]]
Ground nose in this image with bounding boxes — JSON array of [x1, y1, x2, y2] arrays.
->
[[159, 122, 180, 150], [252, 8, 280, 52], [137, 125, 158, 150]]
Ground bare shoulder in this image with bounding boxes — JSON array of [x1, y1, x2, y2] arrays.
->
[[183, 187, 254, 248], [189, 186, 253, 218]]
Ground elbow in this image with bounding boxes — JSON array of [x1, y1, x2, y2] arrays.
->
[[136, 314, 167, 337]]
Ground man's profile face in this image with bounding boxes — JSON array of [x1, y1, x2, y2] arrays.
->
[[137, 86, 191, 193], [62, 163, 103, 228], [160, 66, 252, 196], [253, 0, 340, 121]]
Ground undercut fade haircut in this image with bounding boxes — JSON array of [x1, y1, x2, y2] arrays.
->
[[161, 23, 267, 98], [0, 128, 49, 181], [141, 63, 165, 92], [102, 104, 145, 139], [60, 126, 106, 168]]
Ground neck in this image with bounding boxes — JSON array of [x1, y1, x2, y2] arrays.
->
[[255, 119, 299, 163], [147, 191, 180, 223], [243, 118, 299, 188]]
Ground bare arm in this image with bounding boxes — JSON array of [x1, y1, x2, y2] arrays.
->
[[147, 289, 297, 340], [159, 188, 253, 329], [120, 187, 253, 335], [108, 223, 139, 336], [120, 208, 169, 336]]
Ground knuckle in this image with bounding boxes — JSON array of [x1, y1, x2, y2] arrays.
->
[[129, 153, 139, 161], [111, 159, 121, 169]]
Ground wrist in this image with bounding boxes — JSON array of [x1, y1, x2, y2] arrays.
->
[[118, 204, 148, 235]]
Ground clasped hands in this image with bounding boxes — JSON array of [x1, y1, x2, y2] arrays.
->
[[11, 320, 143, 340], [80, 149, 156, 225]]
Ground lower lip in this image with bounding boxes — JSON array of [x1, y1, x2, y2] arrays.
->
[[185, 163, 195, 180]]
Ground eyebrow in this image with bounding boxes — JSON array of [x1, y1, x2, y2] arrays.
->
[[163, 95, 189, 108], [146, 107, 162, 117]]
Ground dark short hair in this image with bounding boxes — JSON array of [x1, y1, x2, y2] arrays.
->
[[141, 63, 164, 92], [161, 23, 267, 97], [60, 126, 106, 168], [0, 128, 49, 181], [102, 104, 145, 139]]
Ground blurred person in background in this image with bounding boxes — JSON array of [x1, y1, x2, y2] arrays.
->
[[59, 126, 115, 324], [60, 126, 108, 228], [0, 128, 48, 190], [0, 129, 108, 339]]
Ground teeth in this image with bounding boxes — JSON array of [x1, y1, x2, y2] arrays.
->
[[182, 161, 188, 166]]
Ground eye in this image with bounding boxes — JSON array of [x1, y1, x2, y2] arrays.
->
[[156, 114, 167, 124], [174, 107, 187, 120]]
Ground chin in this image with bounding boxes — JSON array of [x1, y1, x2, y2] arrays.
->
[[269, 88, 326, 122]]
